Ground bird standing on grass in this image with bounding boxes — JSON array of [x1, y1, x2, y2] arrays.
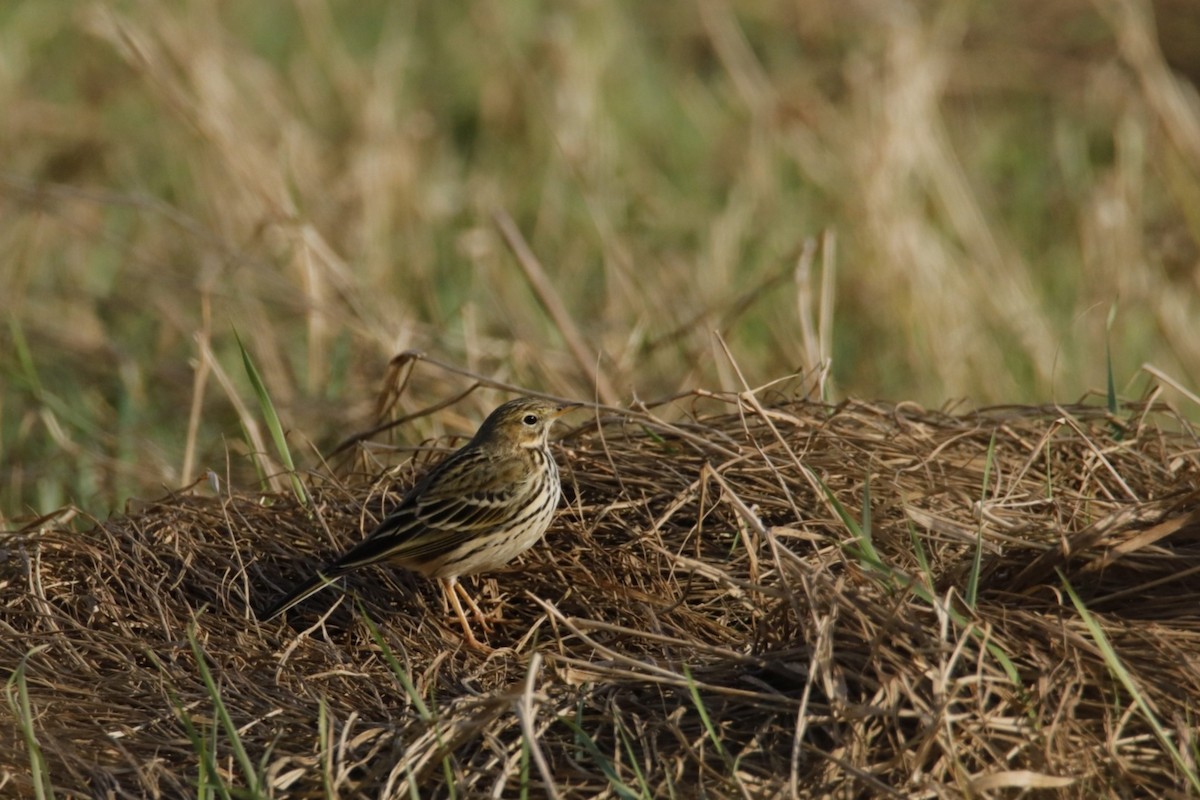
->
[[259, 396, 577, 650]]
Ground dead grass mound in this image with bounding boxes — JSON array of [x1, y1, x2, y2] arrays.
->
[[4, 390, 1200, 797]]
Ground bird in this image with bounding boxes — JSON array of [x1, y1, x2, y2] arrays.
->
[[259, 396, 577, 650]]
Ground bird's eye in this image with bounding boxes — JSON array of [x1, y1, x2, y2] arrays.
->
[[523, 414, 539, 426]]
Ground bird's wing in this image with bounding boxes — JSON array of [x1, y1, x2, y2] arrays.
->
[[329, 450, 533, 569], [413, 450, 532, 528]]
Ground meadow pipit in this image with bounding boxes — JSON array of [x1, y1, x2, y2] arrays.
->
[[260, 396, 576, 649]]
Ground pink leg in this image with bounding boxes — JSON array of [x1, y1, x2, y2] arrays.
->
[[441, 577, 491, 652]]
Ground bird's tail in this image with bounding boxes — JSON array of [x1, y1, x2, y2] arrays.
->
[[258, 570, 344, 621]]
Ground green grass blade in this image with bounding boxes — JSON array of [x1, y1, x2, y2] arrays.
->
[[6, 647, 54, 800], [907, 521, 932, 589], [1105, 302, 1118, 416], [821, 473, 936, 603], [820, 472, 1020, 685], [234, 330, 308, 505], [7, 314, 102, 440], [1104, 303, 1127, 441], [815, 473, 883, 570], [1060, 571, 1200, 793], [359, 604, 456, 793], [966, 430, 997, 609], [207, 717, 221, 800], [186, 623, 262, 796], [519, 728, 531, 800], [1105, 339, 1117, 416], [861, 468, 872, 545], [146, 645, 232, 800], [358, 604, 431, 719], [556, 717, 640, 800], [639, 424, 666, 445], [8, 314, 43, 395], [176, 695, 230, 800], [682, 665, 727, 763], [318, 696, 334, 800], [614, 716, 651, 798], [978, 630, 1021, 686]]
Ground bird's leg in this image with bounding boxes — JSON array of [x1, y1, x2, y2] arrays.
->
[[441, 577, 492, 652], [437, 580, 451, 614], [453, 579, 496, 631]]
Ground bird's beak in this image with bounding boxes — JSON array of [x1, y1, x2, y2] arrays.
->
[[552, 402, 581, 417]]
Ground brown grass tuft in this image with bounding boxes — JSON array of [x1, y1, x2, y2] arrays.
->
[[4, 379, 1200, 797]]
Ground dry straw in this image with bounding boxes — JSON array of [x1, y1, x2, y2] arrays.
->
[[3, 372, 1200, 797]]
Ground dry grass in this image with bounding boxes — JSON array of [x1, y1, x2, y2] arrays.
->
[[4, 0, 1200, 516], [4, 372, 1200, 797], [5, 2, 1200, 795]]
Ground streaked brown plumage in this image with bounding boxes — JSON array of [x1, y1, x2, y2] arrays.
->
[[259, 396, 576, 649]]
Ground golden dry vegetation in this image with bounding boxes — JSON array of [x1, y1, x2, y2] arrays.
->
[[3, 0, 1200, 796]]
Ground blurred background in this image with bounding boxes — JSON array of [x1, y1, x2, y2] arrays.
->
[[2, 0, 1199, 518]]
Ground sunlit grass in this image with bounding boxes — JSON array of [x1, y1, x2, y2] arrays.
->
[[2, 1, 1198, 519]]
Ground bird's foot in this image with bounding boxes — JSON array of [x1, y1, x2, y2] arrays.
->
[[459, 628, 494, 654], [453, 579, 497, 632]]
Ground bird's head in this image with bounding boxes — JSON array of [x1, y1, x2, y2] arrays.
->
[[473, 397, 578, 450]]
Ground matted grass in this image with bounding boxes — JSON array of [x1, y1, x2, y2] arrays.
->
[[3, 377, 1199, 797]]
